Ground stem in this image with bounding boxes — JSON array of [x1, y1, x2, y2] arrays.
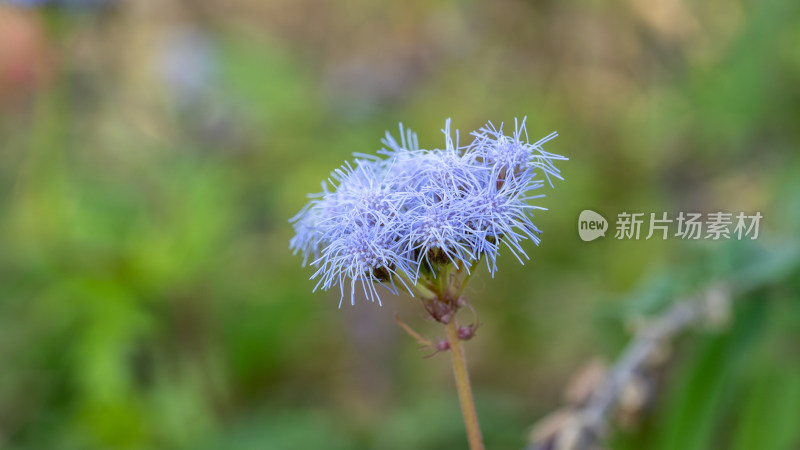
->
[[394, 314, 433, 347], [445, 318, 484, 450], [397, 270, 435, 298], [454, 268, 474, 299]]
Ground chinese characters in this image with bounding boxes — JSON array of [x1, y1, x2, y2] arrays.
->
[[614, 212, 762, 240]]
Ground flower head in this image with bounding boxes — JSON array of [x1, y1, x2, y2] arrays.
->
[[290, 118, 566, 306]]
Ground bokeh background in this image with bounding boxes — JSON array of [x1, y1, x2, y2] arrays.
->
[[1, 0, 799, 449]]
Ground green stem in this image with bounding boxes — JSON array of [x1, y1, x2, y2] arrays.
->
[[397, 270, 435, 298], [454, 268, 474, 299], [439, 263, 450, 296], [445, 318, 484, 450]]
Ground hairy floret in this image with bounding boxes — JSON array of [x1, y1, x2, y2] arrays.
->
[[469, 117, 566, 187]]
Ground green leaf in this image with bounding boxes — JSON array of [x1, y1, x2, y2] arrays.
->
[[732, 368, 800, 450], [654, 299, 767, 450]]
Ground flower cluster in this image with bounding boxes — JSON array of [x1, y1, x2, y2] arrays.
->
[[290, 118, 566, 306]]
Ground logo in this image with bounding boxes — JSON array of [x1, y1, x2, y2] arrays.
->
[[577, 209, 761, 242], [579, 209, 608, 241]]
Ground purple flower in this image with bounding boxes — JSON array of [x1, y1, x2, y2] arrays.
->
[[469, 118, 565, 187], [290, 118, 566, 306]]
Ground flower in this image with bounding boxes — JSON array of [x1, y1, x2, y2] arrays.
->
[[290, 118, 566, 306]]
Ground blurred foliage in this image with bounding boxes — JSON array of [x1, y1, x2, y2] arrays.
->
[[0, 0, 799, 449]]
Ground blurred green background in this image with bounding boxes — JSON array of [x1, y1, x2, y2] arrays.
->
[[1, 0, 799, 449]]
